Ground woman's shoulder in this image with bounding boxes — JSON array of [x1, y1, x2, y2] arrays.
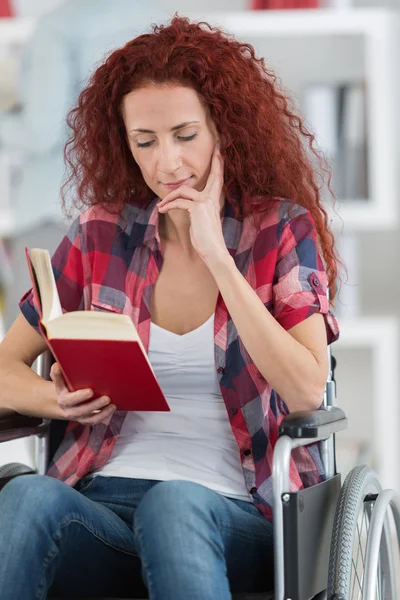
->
[[78, 201, 149, 226], [74, 202, 152, 252], [67, 205, 126, 252], [76, 203, 140, 234], [245, 198, 311, 234], [79, 204, 123, 226]]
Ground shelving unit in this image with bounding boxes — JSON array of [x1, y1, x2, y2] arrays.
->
[[2, 9, 400, 232], [190, 8, 400, 231]]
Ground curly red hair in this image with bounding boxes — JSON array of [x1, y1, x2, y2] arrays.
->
[[63, 15, 340, 302]]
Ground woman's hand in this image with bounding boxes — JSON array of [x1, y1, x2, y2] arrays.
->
[[50, 362, 116, 425], [157, 143, 230, 266]]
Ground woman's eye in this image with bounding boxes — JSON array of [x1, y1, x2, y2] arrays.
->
[[178, 133, 198, 142], [136, 140, 154, 148], [135, 132, 198, 148]]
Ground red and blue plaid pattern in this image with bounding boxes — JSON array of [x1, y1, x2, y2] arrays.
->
[[20, 197, 339, 521]]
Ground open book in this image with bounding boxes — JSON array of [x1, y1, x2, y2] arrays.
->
[[25, 248, 169, 412]]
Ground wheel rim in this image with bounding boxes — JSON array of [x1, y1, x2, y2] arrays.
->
[[349, 495, 394, 600]]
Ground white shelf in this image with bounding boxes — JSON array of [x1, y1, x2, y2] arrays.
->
[[327, 200, 396, 231], [0, 18, 34, 45], [336, 316, 400, 493], [191, 8, 397, 37]]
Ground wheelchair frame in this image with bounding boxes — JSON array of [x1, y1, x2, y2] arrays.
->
[[273, 349, 346, 600]]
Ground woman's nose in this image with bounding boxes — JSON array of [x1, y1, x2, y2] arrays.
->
[[157, 142, 182, 173]]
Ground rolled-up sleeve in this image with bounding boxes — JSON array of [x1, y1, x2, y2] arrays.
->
[[19, 216, 84, 334], [272, 209, 339, 344]]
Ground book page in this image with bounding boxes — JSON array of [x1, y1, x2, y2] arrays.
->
[[47, 311, 155, 376], [30, 248, 63, 322]]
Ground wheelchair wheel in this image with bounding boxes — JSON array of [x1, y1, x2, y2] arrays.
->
[[328, 465, 400, 600]]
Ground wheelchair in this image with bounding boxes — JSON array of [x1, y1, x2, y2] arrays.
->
[[1, 348, 399, 600]]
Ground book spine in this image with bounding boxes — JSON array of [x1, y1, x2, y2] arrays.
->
[[39, 323, 76, 394]]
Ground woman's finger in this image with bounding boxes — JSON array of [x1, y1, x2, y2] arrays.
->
[[78, 403, 116, 425], [49, 362, 69, 395], [63, 395, 111, 418], [58, 387, 95, 409], [157, 185, 203, 208], [50, 363, 94, 408], [158, 198, 196, 213]]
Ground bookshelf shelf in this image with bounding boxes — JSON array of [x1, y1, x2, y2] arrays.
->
[[0, 18, 33, 44], [327, 200, 396, 231], [192, 8, 396, 38]]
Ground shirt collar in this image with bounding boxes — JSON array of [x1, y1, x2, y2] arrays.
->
[[124, 195, 243, 256]]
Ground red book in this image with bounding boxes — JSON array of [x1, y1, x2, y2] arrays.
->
[[25, 247, 169, 412]]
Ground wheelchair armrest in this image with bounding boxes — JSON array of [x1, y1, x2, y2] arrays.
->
[[279, 406, 347, 439], [0, 412, 46, 443]]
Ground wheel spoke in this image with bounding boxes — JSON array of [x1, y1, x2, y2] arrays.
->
[[351, 502, 370, 598], [352, 523, 362, 596], [351, 554, 363, 597]]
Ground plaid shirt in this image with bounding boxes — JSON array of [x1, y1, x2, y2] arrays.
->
[[20, 197, 339, 521]]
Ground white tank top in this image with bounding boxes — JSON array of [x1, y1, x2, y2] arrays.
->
[[94, 313, 252, 502]]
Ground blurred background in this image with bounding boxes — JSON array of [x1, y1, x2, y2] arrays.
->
[[0, 0, 399, 493]]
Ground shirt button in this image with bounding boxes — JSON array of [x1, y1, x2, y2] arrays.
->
[[244, 449, 252, 456], [230, 407, 238, 415], [217, 367, 224, 374], [250, 487, 257, 495], [313, 277, 320, 286]]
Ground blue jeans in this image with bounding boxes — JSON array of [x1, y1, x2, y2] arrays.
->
[[0, 474, 274, 599]]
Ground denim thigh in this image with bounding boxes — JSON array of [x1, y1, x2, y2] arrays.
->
[[50, 475, 161, 598]]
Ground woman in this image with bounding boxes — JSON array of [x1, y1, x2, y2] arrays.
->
[[0, 16, 340, 600]]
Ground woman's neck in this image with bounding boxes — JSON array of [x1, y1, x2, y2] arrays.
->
[[158, 210, 195, 255]]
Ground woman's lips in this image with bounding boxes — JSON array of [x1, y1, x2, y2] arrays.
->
[[163, 177, 192, 190]]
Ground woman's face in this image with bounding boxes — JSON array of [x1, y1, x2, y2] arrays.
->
[[122, 83, 218, 199]]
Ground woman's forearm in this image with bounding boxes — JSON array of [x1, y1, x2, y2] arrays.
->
[[0, 360, 65, 420], [206, 252, 326, 412]]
